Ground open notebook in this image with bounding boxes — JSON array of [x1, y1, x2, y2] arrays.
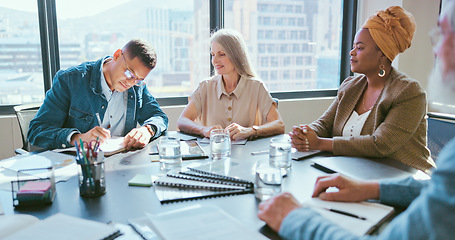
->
[[99, 137, 126, 156], [305, 197, 394, 236]]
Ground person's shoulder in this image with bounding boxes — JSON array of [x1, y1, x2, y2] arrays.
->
[[242, 76, 267, 87], [339, 74, 365, 92], [388, 68, 424, 94], [55, 58, 101, 80], [197, 75, 220, 88]]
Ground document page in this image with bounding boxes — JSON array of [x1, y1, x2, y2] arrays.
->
[[99, 137, 126, 156], [146, 205, 268, 240]]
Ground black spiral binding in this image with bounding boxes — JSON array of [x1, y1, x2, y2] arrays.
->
[[153, 178, 246, 191], [184, 167, 254, 188], [153, 167, 255, 204]]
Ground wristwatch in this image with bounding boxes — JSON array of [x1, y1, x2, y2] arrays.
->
[[252, 125, 260, 137], [144, 124, 156, 137]]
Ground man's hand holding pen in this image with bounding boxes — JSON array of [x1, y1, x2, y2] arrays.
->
[[71, 126, 111, 146]]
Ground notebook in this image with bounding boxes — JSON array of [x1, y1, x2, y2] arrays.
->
[[310, 156, 416, 180], [99, 137, 126, 156], [153, 168, 254, 204], [305, 197, 394, 236], [142, 204, 268, 240], [1, 213, 121, 240], [292, 149, 322, 160]]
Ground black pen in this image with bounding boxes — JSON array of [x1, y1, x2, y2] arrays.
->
[[325, 208, 367, 220]]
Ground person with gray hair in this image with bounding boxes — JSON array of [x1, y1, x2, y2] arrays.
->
[[177, 29, 285, 140], [258, 1, 455, 239]]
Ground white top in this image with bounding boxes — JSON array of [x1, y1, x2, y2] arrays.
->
[[100, 59, 127, 137], [342, 110, 371, 137]]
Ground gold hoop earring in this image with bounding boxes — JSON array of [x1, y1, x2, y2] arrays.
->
[[378, 64, 385, 77]]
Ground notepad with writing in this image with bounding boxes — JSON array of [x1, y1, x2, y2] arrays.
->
[[153, 168, 253, 204], [305, 197, 394, 236], [99, 137, 126, 156]]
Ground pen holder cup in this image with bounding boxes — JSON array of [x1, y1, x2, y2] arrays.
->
[[77, 161, 106, 198], [11, 167, 56, 208]]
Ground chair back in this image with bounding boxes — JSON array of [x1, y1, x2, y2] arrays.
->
[[13, 103, 41, 152], [427, 112, 455, 161]]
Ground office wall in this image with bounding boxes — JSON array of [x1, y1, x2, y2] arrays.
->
[[0, 98, 334, 159], [0, 0, 441, 159]]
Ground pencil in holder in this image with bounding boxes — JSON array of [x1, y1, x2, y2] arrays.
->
[[77, 160, 106, 198], [11, 167, 56, 208]]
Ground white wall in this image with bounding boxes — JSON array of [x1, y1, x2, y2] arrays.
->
[[358, 0, 440, 93], [0, 0, 442, 159]]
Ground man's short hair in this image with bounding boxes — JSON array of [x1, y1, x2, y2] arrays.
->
[[123, 39, 157, 70]]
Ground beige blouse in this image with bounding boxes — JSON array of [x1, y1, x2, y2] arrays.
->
[[190, 75, 275, 128]]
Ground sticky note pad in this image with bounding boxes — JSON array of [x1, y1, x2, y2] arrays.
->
[[18, 181, 51, 193], [128, 174, 153, 187]]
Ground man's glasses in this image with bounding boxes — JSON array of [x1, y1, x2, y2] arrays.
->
[[121, 51, 146, 86]]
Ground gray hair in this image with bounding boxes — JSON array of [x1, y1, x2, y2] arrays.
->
[[210, 29, 257, 78], [442, 0, 455, 31]]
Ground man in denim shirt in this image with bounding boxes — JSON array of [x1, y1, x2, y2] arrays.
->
[[28, 39, 168, 150], [258, 1, 455, 239]]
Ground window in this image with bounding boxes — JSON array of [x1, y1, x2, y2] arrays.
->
[[224, 0, 344, 93], [55, 0, 209, 98], [0, 0, 44, 105], [0, 0, 354, 108]]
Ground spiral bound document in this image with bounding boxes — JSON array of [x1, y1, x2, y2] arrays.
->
[[153, 168, 254, 204]]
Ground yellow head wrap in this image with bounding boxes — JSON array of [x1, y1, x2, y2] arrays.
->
[[362, 6, 416, 62]]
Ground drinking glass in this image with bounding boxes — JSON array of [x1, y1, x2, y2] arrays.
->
[[269, 137, 292, 172], [210, 129, 231, 160], [158, 137, 182, 164], [254, 159, 282, 201]]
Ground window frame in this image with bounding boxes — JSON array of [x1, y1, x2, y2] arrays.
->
[[0, 0, 356, 113]]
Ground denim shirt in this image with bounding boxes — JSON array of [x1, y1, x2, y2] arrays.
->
[[279, 138, 455, 240], [28, 56, 168, 150]]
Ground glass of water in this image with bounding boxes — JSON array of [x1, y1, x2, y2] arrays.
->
[[158, 137, 182, 165], [210, 129, 231, 160], [254, 159, 282, 201], [269, 137, 292, 172]]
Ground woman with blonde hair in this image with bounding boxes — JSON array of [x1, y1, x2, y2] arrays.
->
[[177, 29, 285, 140], [290, 6, 435, 172]]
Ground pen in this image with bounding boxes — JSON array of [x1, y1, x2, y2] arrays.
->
[[251, 150, 269, 155], [96, 113, 102, 126], [325, 208, 367, 220]]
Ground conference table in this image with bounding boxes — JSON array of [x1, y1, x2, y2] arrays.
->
[[0, 132, 417, 239]]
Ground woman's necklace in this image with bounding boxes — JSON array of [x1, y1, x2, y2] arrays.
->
[[362, 92, 374, 112]]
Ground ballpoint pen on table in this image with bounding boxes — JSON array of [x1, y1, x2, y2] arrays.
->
[[325, 207, 367, 220]]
